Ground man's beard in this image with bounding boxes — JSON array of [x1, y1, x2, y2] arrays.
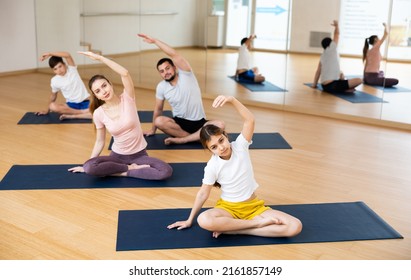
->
[[165, 73, 176, 82]]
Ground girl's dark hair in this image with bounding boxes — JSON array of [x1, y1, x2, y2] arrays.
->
[[199, 124, 228, 149], [88, 74, 109, 114], [363, 35, 377, 62]]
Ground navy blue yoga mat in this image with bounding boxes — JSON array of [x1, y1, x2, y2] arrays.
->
[[116, 201, 402, 251], [137, 110, 173, 122], [229, 76, 287, 92], [109, 132, 292, 150], [304, 83, 388, 103], [17, 111, 173, 124], [0, 163, 206, 190], [18, 112, 92, 124]]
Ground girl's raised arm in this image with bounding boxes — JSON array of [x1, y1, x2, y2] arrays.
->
[[212, 95, 255, 142], [78, 51, 135, 98]]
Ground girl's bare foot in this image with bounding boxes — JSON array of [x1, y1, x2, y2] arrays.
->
[[253, 215, 283, 228], [128, 163, 150, 170], [115, 163, 150, 176]]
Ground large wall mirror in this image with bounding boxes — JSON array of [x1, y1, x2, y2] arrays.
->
[[36, 0, 208, 95], [381, 0, 411, 124], [80, 0, 208, 93], [205, 0, 289, 108], [34, 0, 411, 126]]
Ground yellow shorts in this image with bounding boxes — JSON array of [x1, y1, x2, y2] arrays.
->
[[215, 197, 270, 220]]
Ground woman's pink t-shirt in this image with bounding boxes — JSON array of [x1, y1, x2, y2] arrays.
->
[[93, 93, 147, 155]]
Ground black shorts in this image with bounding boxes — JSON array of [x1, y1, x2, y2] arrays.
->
[[322, 80, 349, 93], [173, 117, 207, 134]]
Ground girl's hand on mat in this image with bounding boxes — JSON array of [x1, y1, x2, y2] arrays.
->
[[167, 220, 192, 230], [68, 166, 85, 173]]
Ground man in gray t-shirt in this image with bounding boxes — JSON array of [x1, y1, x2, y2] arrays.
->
[[138, 34, 224, 145], [312, 20, 362, 93]]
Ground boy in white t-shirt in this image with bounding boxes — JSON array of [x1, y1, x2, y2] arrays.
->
[[168, 95, 302, 239], [36, 51, 91, 120], [235, 34, 265, 84]]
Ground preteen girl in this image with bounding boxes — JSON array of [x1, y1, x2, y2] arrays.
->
[[168, 95, 302, 238]]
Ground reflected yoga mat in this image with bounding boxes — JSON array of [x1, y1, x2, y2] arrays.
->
[[17, 110, 173, 124], [116, 201, 402, 251], [229, 76, 287, 92], [109, 132, 292, 150], [304, 83, 388, 103], [0, 162, 206, 190], [371, 86, 411, 92]]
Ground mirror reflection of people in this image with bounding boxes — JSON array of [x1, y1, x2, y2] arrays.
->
[[37, 51, 92, 120], [168, 95, 302, 239], [363, 23, 399, 87], [235, 34, 265, 84], [138, 33, 224, 145], [68, 51, 172, 181], [312, 21, 362, 93]]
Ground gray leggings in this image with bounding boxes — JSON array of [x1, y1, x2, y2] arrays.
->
[[364, 71, 399, 87], [83, 149, 172, 180]]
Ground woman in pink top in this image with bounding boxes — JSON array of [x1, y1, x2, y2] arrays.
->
[[69, 52, 172, 180], [363, 23, 399, 87]]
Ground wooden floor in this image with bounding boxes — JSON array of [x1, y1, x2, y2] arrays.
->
[[0, 52, 410, 260]]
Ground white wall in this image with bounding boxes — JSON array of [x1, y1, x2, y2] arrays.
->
[[81, 0, 141, 55], [137, 0, 206, 50], [289, 0, 341, 54], [35, 0, 83, 67], [196, 0, 209, 47], [0, 0, 206, 73], [0, 0, 37, 73]]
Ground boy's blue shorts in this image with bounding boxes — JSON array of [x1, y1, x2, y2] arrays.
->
[[67, 99, 90, 110], [237, 69, 256, 83]]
